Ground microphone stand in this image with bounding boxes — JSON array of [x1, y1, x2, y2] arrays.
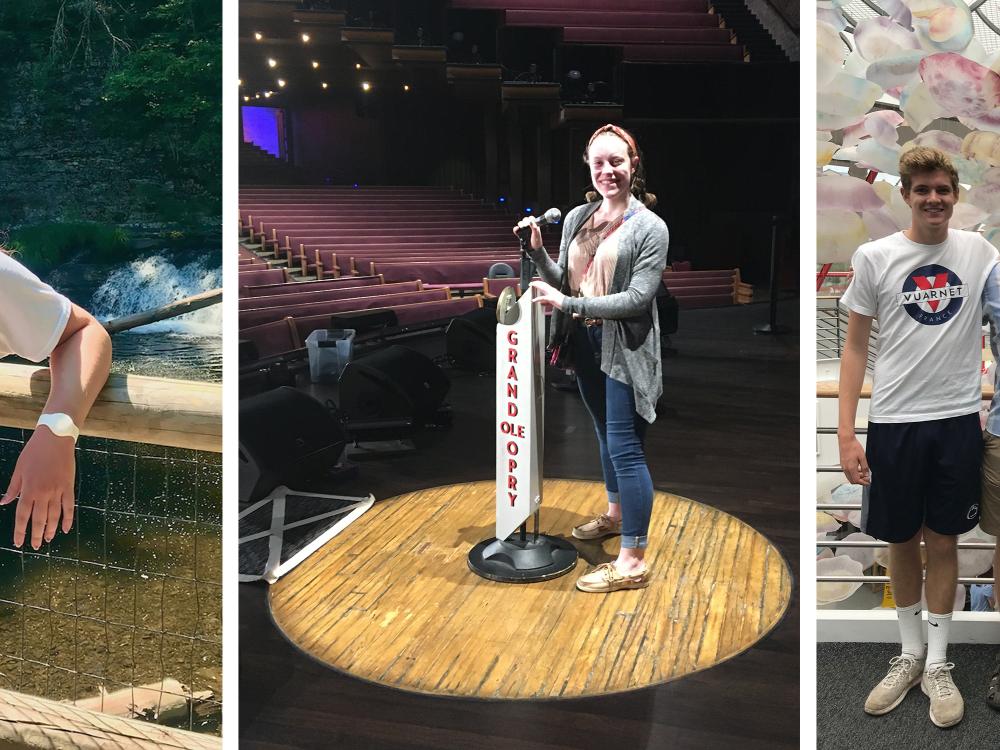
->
[[517, 229, 535, 296]]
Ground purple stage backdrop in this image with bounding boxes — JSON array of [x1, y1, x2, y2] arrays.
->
[[242, 106, 283, 157]]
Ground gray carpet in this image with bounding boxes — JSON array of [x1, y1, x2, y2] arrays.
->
[[817, 643, 1000, 749]]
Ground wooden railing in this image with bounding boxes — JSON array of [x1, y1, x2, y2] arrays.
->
[[0, 364, 222, 453]]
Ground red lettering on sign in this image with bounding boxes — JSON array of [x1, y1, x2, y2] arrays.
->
[[507, 441, 518, 455], [507, 331, 518, 345], [507, 383, 517, 398], [508, 348, 517, 363], [507, 366, 517, 380], [508, 491, 517, 506], [508, 458, 517, 472], [508, 402, 518, 417], [508, 476, 518, 490]]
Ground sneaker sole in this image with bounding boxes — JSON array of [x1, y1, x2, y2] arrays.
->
[[863, 677, 920, 716], [575, 578, 649, 593], [921, 683, 964, 728], [571, 528, 621, 540]]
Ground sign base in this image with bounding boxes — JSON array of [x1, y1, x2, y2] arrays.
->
[[467, 534, 578, 583]]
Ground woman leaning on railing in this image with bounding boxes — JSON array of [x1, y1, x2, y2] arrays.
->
[[0, 246, 111, 550]]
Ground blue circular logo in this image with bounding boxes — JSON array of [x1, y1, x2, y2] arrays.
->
[[899, 264, 966, 326]]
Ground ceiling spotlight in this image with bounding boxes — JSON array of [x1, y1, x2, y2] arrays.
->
[[255, 93, 261, 99], [243, 95, 250, 102], [361, 81, 371, 92], [254, 32, 263, 41], [267, 58, 277, 68], [311, 61, 319, 69], [301, 33, 311, 43], [403, 84, 410, 92], [355, 63, 362, 70], [277, 78, 286, 88], [321, 82, 328, 89], [264, 91, 273, 98]]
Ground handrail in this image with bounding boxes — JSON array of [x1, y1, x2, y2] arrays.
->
[[0, 363, 221, 453], [0, 688, 221, 749], [817, 380, 997, 400]]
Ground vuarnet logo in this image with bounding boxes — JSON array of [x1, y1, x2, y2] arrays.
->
[[895, 264, 967, 326]]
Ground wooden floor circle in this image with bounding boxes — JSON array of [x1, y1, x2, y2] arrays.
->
[[268, 479, 791, 700]]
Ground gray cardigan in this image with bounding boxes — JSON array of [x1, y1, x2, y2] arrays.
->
[[529, 195, 669, 423]]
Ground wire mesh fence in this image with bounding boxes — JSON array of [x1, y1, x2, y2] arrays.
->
[[0, 425, 222, 735]]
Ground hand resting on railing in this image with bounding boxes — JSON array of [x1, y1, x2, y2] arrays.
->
[[1, 304, 111, 549]]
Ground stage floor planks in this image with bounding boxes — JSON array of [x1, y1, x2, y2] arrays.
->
[[268, 479, 791, 700]]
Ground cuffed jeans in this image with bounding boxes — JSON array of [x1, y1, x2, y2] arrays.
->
[[571, 322, 655, 549]]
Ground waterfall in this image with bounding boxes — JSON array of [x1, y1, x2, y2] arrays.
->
[[90, 256, 221, 336]]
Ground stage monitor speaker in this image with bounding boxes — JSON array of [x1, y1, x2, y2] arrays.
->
[[446, 308, 496, 372], [339, 345, 449, 423], [239, 387, 348, 503]]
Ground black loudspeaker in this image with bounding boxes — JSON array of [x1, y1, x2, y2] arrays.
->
[[446, 307, 496, 372], [239, 387, 348, 503], [339, 345, 450, 423]]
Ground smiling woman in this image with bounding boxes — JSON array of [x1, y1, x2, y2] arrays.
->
[[515, 123, 669, 592]]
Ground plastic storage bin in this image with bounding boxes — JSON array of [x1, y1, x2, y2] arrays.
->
[[305, 329, 356, 383]]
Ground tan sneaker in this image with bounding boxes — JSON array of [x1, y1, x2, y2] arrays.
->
[[575, 562, 649, 593], [922, 662, 964, 728], [572, 513, 622, 540], [864, 655, 924, 715]]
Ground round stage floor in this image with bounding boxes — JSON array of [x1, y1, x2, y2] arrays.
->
[[268, 479, 791, 700]]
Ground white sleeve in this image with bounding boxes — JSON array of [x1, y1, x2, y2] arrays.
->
[[0, 254, 72, 362], [839, 247, 877, 317]]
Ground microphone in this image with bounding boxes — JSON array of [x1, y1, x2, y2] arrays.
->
[[515, 208, 561, 241]]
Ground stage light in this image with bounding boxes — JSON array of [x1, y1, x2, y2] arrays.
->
[[499, 196, 506, 203], [255, 93, 261, 99], [321, 82, 328, 89], [355, 63, 362, 70], [264, 91, 273, 98], [312, 61, 319, 69], [301, 33, 311, 43], [361, 81, 371, 92], [353, 183, 359, 188], [254, 32, 263, 41], [525, 207, 533, 213], [243, 95, 250, 102], [277, 79, 286, 88], [267, 58, 277, 68], [403, 84, 410, 92], [238, 78, 243, 86]]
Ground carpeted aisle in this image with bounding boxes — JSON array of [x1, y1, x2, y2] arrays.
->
[[817, 642, 1000, 749]]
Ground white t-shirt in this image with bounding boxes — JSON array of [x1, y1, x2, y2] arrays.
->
[[840, 229, 999, 423], [0, 253, 72, 362]]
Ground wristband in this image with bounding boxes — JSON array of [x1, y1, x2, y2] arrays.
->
[[36, 413, 80, 443]]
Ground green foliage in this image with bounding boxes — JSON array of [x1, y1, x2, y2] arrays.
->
[[8, 222, 131, 269], [0, 0, 221, 226]]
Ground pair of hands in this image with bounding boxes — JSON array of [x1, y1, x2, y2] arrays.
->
[[0, 427, 76, 549], [512, 218, 567, 310]]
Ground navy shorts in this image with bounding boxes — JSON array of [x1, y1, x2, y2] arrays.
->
[[862, 413, 983, 543]]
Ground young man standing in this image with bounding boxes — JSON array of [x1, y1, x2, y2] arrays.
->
[[838, 147, 998, 728]]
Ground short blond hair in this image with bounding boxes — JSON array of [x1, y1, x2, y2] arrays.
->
[[899, 146, 959, 194]]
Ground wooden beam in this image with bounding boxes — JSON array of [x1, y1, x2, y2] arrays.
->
[[0, 364, 221, 453]]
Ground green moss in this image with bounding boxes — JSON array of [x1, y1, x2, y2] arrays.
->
[[8, 222, 131, 269]]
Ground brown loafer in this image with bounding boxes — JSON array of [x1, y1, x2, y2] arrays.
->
[[572, 513, 622, 540], [575, 562, 649, 593]]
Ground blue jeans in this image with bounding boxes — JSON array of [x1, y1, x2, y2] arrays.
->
[[571, 322, 654, 549]]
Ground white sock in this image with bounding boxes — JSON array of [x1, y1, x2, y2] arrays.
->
[[896, 602, 925, 660], [926, 611, 953, 668]]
